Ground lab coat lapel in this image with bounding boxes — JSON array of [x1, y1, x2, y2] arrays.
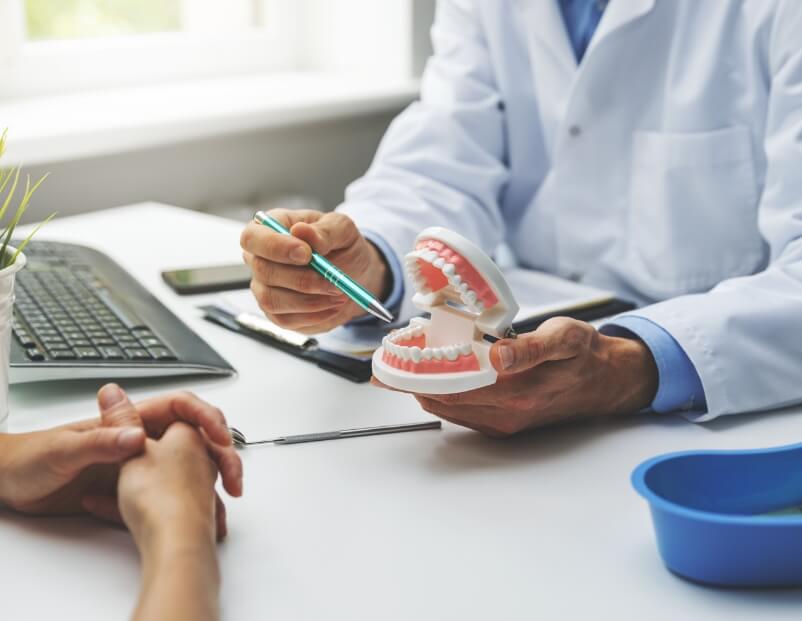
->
[[584, 0, 656, 58], [515, 0, 577, 75]]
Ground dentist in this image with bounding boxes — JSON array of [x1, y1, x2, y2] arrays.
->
[[241, 0, 802, 434]]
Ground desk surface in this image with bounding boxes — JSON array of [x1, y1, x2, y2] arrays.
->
[[1, 204, 801, 621]]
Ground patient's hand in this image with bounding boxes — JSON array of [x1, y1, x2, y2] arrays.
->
[[240, 208, 391, 334], [0, 385, 242, 531], [117, 423, 221, 621], [118, 423, 218, 550], [0, 417, 144, 515]]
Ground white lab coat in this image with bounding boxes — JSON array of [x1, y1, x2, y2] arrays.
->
[[338, 0, 802, 421]]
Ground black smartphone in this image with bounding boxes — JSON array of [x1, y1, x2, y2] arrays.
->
[[162, 263, 252, 295]]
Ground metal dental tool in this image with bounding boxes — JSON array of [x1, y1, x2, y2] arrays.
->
[[229, 420, 442, 447]]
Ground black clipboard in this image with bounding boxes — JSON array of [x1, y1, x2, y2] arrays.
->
[[200, 297, 635, 384], [199, 305, 373, 383]]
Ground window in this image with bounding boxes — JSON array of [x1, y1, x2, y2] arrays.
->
[[25, 0, 182, 40], [0, 0, 297, 98]]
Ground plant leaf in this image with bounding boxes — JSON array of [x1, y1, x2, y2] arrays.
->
[[0, 166, 21, 224], [11, 212, 57, 265]]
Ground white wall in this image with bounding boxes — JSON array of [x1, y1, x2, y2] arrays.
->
[[20, 108, 403, 225]]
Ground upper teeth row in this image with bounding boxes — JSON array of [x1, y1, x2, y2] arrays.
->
[[382, 337, 473, 362], [405, 249, 485, 313]]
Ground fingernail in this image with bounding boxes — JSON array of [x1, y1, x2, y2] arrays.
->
[[289, 246, 308, 264], [98, 384, 125, 409], [117, 428, 144, 451], [499, 345, 515, 370]]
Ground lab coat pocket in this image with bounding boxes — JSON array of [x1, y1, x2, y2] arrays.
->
[[627, 126, 763, 299]]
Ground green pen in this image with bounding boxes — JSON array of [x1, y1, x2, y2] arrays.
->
[[254, 211, 394, 323]]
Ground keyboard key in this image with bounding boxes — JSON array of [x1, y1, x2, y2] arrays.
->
[[138, 337, 163, 348], [68, 339, 92, 348], [13, 330, 35, 347], [25, 347, 45, 361], [74, 346, 101, 359], [91, 337, 116, 346], [99, 346, 125, 360], [40, 335, 67, 346], [50, 350, 77, 360], [124, 348, 152, 360], [148, 347, 177, 361]]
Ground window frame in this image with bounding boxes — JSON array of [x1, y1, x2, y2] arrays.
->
[[0, 0, 299, 99]]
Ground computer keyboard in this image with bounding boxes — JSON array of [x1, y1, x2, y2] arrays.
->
[[10, 240, 235, 383]]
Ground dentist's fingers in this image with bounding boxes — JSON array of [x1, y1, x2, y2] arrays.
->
[[241, 221, 311, 265], [491, 317, 595, 374], [240, 209, 325, 266], [249, 280, 347, 315], [290, 212, 361, 257], [243, 252, 342, 296]]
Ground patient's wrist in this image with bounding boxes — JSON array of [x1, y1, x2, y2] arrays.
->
[[136, 509, 215, 557]]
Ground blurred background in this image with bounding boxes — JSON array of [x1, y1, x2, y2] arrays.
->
[[0, 0, 434, 222]]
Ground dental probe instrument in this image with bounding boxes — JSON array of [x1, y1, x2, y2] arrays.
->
[[253, 210, 394, 323], [229, 421, 442, 447]]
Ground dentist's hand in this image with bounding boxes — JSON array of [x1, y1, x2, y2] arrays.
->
[[373, 318, 659, 436], [241, 209, 391, 334]]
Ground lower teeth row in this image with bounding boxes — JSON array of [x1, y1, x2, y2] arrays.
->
[[382, 338, 473, 362]]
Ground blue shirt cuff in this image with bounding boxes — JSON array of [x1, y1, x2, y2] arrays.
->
[[347, 230, 404, 326], [600, 316, 708, 414]]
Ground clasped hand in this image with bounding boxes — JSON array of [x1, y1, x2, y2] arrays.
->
[[0, 384, 242, 539], [375, 317, 659, 436]]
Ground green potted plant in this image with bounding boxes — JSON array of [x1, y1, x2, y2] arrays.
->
[[0, 129, 54, 430]]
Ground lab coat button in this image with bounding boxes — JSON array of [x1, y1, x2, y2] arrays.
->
[[569, 125, 582, 137]]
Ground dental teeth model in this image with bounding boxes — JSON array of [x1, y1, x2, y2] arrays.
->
[[372, 227, 519, 394]]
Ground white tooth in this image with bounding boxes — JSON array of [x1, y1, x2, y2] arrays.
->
[[412, 324, 423, 336], [445, 346, 458, 361], [459, 343, 472, 356], [424, 250, 438, 263], [475, 301, 484, 313], [443, 263, 455, 276], [422, 347, 434, 360], [409, 346, 422, 363], [390, 342, 401, 357], [433, 347, 444, 360], [398, 346, 410, 361], [464, 290, 477, 305], [433, 257, 445, 269], [459, 283, 469, 293], [449, 274, 462, 286]]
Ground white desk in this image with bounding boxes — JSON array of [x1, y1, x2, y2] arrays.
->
[[1, 204, 801, 620]]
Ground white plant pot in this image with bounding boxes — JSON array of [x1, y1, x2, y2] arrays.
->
[[0, 247, 26, 432]]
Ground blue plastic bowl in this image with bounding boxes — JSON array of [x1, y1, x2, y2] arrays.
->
[[632, 441, 802, 586]]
